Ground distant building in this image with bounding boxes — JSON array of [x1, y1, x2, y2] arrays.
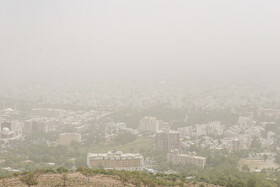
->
[[240, 136, 252, 150], [87, 151, 144, 171], [0, 121, 22, 140], [138, 117, 171, 133], [158, 121, 171, 131], [106, 122, 127, 134], [167, 150, 206, 168], [208, 121, 224, 136], [138, 117, 159, 132], [267, 131, 275, 145], [195, 124, 208, 136], [238, 116, 254, 129], [156, 130, 180, 151], [1, 108, 19, 116], [23, 119, 55, 134], [232, 139, 241, 152], [23, 120, 33, 134], [194, 121, 224, 137], [59, 133, 81, 145], [260, 109, 280, 120], [178, 126, 193, 138], [31, 108, 62, 118]]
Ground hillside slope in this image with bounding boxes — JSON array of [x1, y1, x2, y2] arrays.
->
[[0, 172, 221, 187]]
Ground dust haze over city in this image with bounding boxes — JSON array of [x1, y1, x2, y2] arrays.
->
[[1, 1, 280, 187]]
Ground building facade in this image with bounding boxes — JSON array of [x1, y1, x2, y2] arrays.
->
[[167, 150, 206, 168], [59, 133, 81, 145], [0, 121, 22, 140], [23, 119, 55, 134], [138, 117, 159, 132], [156, 130, 180, 151], [87, 151, 144, 171]]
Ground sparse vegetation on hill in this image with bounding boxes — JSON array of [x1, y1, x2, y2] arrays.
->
[[0, 167, 220, 187]]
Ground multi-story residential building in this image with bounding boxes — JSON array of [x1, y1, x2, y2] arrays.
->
[[239, 136, 252, 150], [156, 130, 180, 151], [178, 126, 193, 138], [59, 133, 81, 145], [138, 117, 171, 133], [267, 131, 275, 145], [23, 119, 55, 134], [238, 116, 254, 129], [138, 117, 159, 132], [167, 150, 206, 168], [22, 120, 33, 134], [195, 124, 208, 136], [208, 121, 224, 136], [158, 121, 171, 131], [194, 121, 224, 137], [232, 138, 241, 152], [87, 151, 144, 171]]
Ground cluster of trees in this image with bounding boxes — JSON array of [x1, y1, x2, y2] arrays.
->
[[19, 171, 40, 187], [146, 147, 280, 187], [1, 140, 87, 170], [114, 132, 137, 145], [0, 126, 145, 172]]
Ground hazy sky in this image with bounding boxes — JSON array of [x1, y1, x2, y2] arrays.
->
[[0, 0, 280, 84]]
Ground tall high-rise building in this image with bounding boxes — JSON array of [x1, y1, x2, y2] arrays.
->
[[23, 119, 55, 134], [156, 130, 180, 151], [232, 139, 241, 152]]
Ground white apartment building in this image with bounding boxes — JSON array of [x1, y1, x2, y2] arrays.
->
[[87, 151, 144, 171]]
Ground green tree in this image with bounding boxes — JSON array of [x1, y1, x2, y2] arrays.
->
[[78, 167, 93, 183], [56, 167, 68, 173], [114, 132, 137, 145], [247, 177, 257, 187], [19, 171, 40, 187], [242, 164, 250, 172], [263, 154, 268, 162]]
